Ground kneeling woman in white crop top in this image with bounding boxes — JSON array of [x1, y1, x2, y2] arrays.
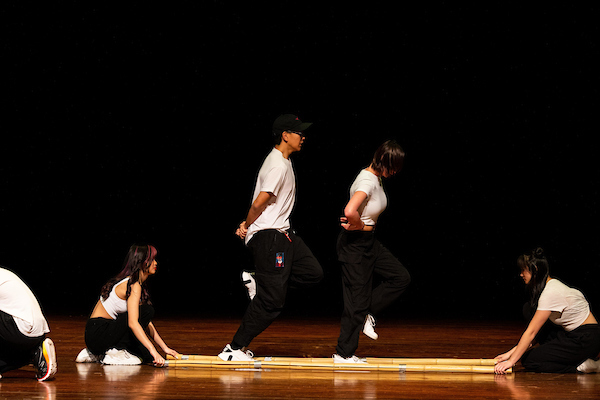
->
[[76, 245, 179, 366]]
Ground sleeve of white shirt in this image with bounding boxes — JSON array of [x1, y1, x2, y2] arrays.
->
[[260, 166, 287, 197], [537, 284, 567, 312], [353, 176, 374, 198]]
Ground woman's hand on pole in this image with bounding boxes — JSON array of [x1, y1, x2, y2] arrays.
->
[[162, 347, 180, 360], [494, 359, 514, 374], [150, 348, 166, 367]]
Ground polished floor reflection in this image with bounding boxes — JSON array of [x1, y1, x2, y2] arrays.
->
[[0, 316, 599, 399]]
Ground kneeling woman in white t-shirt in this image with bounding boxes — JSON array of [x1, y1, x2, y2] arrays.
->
[[76, 245, 179, 366], [495, 247, 600, 374]]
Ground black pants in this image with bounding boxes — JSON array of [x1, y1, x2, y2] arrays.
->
[[231, 230, 323, 349], [521, 324, 600, 373], [336, 230, 411, 357], [0, 310, 45, 374], [84, 304, 154, 363]]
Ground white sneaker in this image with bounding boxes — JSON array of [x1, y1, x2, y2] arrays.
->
[[102, 348, 142, 365], [577, 359, 600, 373], [332, 353, 367, 364], [242, 271, 256, 300], [363, 314, 378, 340], [75, 348, 101, 363], [218, 344, 255, 361]]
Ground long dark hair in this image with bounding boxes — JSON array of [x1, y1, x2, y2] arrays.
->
[[371, 140, 405, 176], [100, 244, 157, 305], [518, 247, 549, 309]]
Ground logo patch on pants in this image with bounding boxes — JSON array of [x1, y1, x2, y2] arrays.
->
[[275, 252, 284, 268]]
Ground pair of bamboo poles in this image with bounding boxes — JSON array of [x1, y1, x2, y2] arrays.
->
[[165, 355, 507, 374]]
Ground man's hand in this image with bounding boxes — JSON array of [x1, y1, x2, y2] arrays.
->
[[235, 221, 248, 239]]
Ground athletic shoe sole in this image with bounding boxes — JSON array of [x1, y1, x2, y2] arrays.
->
[[37, 338, 58, 382]]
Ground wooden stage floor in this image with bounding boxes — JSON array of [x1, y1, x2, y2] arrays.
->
[[1, 315, 599, 399]]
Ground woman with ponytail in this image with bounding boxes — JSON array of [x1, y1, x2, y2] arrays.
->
[[75, 245, 179, 366], [495, 247, 600, 374]]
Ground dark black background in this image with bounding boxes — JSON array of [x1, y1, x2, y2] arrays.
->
[[2, 3, 599, 323]]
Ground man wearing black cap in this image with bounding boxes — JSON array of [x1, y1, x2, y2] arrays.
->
[[218, 114, 324, 361]]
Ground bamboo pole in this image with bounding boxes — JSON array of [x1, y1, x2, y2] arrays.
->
[[169, 355, 496, 366], [165, 357, 507, 374]]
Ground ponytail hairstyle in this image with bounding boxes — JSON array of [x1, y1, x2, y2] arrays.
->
[[517, 247, 549, 309], [371, 140, 405, 176], [100, 244, 157, 305]]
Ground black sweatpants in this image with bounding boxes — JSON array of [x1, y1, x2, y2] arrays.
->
[[336, 230, 411, 358], [231, 229, 324, 349], [0, 310, 45, 374], [521, 324, 600, 373], [84, 304, 155, 363]]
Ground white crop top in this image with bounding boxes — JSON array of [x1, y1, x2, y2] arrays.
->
[[537, 279, 590, 332], [100, 277, 129, 319], [350, 169, 388, 226]]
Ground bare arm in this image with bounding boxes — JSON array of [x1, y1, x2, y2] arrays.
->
[[494, 309, 551, 374], [340, 191, 368, 230], [236, 191, 275, 239], [146, 322, 179, 359], [127, 283, 165, 366]]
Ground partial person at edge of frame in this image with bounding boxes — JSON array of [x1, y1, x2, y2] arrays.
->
[[75, 244, 180, 366], [218, 113, 324, 362], [0, 266, 57, 381], [495, 247, 600, 374], [333, 139, 411, 363]]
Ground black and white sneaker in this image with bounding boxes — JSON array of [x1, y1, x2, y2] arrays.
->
[[34, 338, 57, 381], [218, 344, 255, 361], [241, 270, 256, 300]]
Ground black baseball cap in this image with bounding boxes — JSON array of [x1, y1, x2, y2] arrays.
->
[[272, 114, 313, 134]]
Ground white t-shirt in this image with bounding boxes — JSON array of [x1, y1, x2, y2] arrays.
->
[[350, 169, 388, 226], [0, 268, 50, 337], [537, 279, 590, 331], [245, 147, 296, 244]]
